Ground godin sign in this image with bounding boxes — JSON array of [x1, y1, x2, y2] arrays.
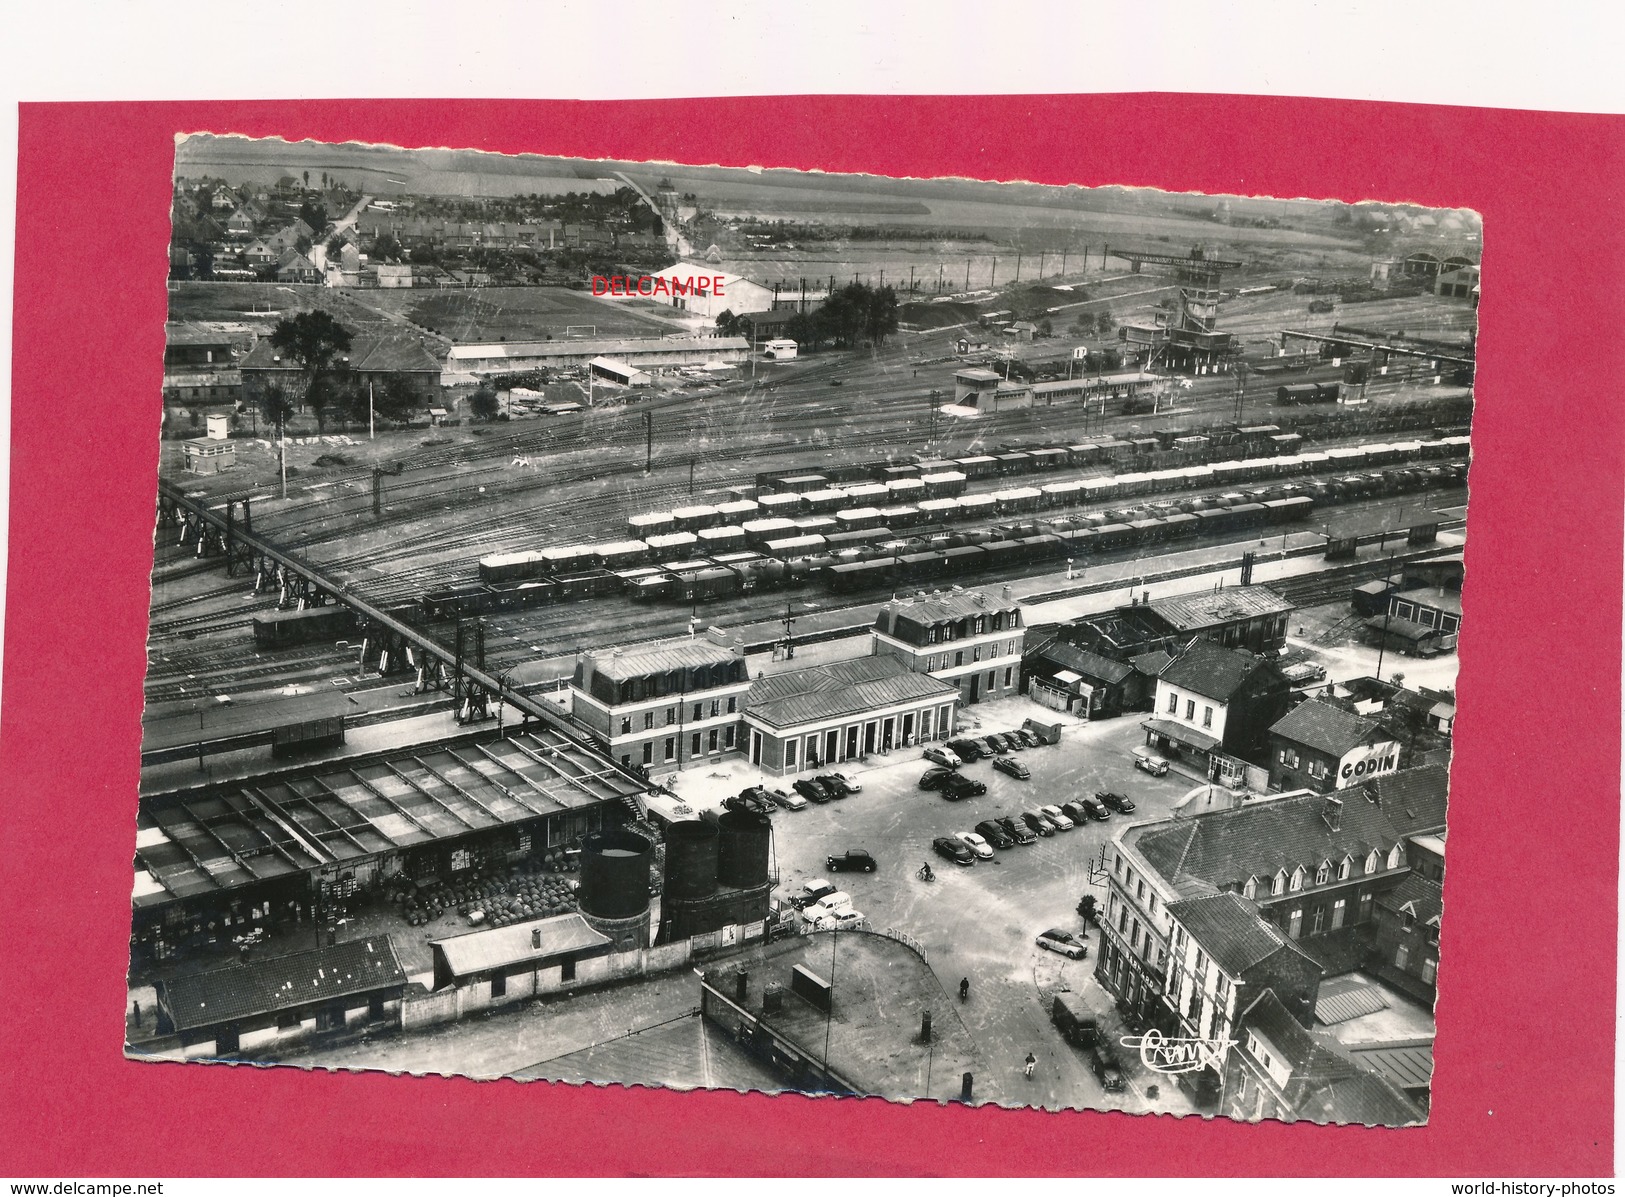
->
[[591, 274, 727, 298], [1339, 746, 1399, 786]]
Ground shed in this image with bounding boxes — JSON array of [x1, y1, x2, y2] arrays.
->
[[431, 912, 613, 991], [183, 438, 236, 475], [589, 357, 654, 387]]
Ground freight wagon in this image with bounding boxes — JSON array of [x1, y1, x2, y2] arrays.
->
[[252, 604, 359, 647]]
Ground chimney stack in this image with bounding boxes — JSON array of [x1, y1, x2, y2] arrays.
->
[[532, 927, 542, 950], [1322, 794, 1343, 831]]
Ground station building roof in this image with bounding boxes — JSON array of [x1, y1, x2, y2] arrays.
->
[[432, 913, 611, 981], [745, 656, 957, 731], [133, 729, 647, 908], [1144, 585, 1293, 631]]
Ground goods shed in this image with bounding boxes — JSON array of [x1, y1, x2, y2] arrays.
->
[[589, 357, 654, 388], [156, 935, 407, 1054], [431, 912, 613, 993], [1319, 508, 1450, 561]]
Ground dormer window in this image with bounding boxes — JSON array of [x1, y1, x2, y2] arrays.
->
[[1315, 861, 1331, 886], [1365, 850, 1381, 875], [1387, 845, 1404, 870], [1272, 869, 1287, 897], [1242, 876, 1258, 900], [1289, 866, 1305, 892], [1338, 856, 1353, 881]]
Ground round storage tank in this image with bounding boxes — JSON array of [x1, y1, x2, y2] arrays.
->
[[663, 819, 720, 900], [579, 828, 653, 921], [716, 810, 772, 890]]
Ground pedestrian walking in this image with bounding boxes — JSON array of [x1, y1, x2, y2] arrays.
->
[[1023, 1051, 1036, 1080]]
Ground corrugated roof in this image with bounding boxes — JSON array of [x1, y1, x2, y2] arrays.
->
[[746, 656, 957, 730], [1270, 699, 1387, 757], [1037, 642, 1134, 685], [1314, 976, 1391, 1025], [161, 936, 405, 1033], [433, 913, 611, 979], [1346, 1040, 1435, 1091], [1364, 615, 1441, 641], [1146, 585, 1293, 630], [1158, 640, 1279, 702], [447, 336, 749, 360], [1239, 989, 1424, 1125]]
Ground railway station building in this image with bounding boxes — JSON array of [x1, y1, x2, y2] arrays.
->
[[870, 588, 1026, 706], [1143, 640, 1292, 772], [741, 655, 959, 775], [442, 335, 749, 383], [570, 641, 751, 775], [131, 726, 647, 969]]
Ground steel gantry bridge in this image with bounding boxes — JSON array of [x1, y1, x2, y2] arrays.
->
[[155, 478, 655, 796]]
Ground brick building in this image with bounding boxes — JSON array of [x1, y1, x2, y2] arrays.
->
[[742, 656, 959, 775], [1142, 640, 1291, 772], [570, 641, 750, 774], [870, 589, 1026, 706], [1268, 698, 1402, 793]]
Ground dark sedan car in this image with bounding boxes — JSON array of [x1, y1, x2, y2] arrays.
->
[[983, 732, 1011, 754], [974, 820, 1016, 849], [793, 777, 832, 803], [996, 816, 1039, 845], [1014, 728, 1043, 749], [827, 848, 877, 874], [1021, 810, 1057, 837], [942, 773, 988, 801], [1080, 796, 1111, 821], [933, 836, 976, 866], [948, 737, 988, 761], [818, 773, 857, 798], [1097, 790, 1136, 813], [919, 767, 954, 791], [723, 791, 774, 817], [992, 756, 1030, 780], [1060, 800, 1091, 825]]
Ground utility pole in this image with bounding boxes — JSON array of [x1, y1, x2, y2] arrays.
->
[[781, 598, 796, 661], [990, 257, 997, 289], [1060, 249, 1068, 277], [645, 409, 653, 475], [368, 381, 375, 440], [1015, 251, 1021, 282], [965, 260, 971, 291], [688, 457, 696, 497]]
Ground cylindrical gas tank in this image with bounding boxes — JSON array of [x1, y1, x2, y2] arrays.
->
[[716, 810, 772, 890], [662, 819, 720, 900], [578, 828, 653, 921]]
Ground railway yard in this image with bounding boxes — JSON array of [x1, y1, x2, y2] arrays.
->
[[138, 161, 1475, 1118]]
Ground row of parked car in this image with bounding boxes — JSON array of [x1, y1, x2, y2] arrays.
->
[[726, 771, 864, 816], [921, 727, 1050, 798]]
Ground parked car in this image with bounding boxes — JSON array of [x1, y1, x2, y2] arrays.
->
[[791, 879, 838, 910], [992, 756, 1031, 780], [827, 849, 877, 874], [1038, 803, 1075, 830], [974, 820, 1015, 849], [813, 908, 867, 931], [919, 767, 954, 791], [1036, 928, 1088, 960], [793, 777, 832, 803], [933, 836, 976, 866], [1022, 810, 1057, 837], [922, 746, 961, 769], [818, 773, 858, 798], [1097, 790, 1136, 813], [1014, 728, 1043, 749], [824, 771, 862, 793], [1052, 993, 1099, 1048], [1132, 751, 1169, 777], [1080, 796, 1111, 821], [999, 731, 1026, 752], [983, 732, 1011, 754], [948, 737, 987, 761], [941, 773, 987, 801], [971, 736, 1001, 758], [954, 831, 995, 860], [809, 891, 854, 919], [764, 787, 808, 811], [1092, 1041, 1126, 1091], [724, 790, 774, 817], [996, 816, 1038, 845], [1060, 800, 1091, 825]]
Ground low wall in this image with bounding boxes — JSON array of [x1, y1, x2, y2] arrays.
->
[[401, 922, 762, 1030]]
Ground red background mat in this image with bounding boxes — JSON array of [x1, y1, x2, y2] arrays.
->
[[5, 97, 1620, 1176]]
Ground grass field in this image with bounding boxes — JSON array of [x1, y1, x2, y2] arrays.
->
[[360, 287, 687, 342]]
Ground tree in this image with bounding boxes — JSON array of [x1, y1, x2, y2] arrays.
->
[[863, 284, 899, 348], [1036, 317, 1054, 337], [269, 310, 353, 413], [469, 384, 501, 421], [714, 309, 743, 338], [327, 234, 347, 259], [258, 382, 295, 438], [1095, 310, 1116, 337], [302, 170, 309, 188], [294, 234, 314, 257]]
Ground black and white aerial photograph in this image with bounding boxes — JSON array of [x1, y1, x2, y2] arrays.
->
[[130, 133, 1475, 1126]]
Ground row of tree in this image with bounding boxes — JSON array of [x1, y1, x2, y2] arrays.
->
[[716, 281, 901, 353]]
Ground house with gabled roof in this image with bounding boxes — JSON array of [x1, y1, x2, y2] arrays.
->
[[1023, 636, 1143, 717], [223, 207, 258, 238], [1223, 988, 1423, 1125], [274, 250, 320, 285], [1143, 639, 1291, 769], [1268, 698, 1401, 793]]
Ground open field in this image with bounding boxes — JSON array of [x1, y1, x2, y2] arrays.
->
[[357, 286, 690, 343]]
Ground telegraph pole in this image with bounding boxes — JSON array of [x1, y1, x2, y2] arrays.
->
[[645, 409, 653, 475]]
